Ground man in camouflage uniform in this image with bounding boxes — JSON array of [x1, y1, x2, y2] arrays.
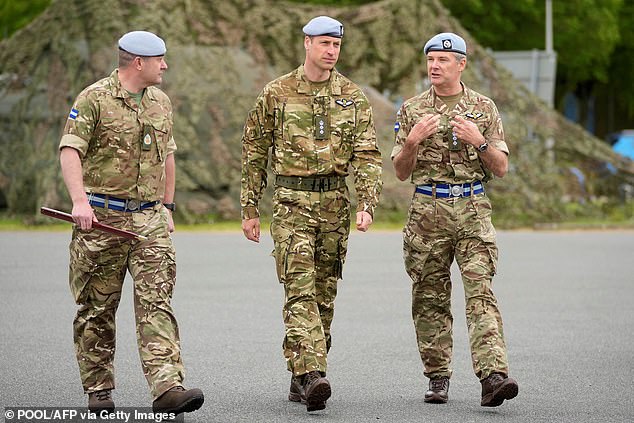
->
[[392, 32, 519, 407], [240, 16, 382, 412], [59, 31, 203, 415]]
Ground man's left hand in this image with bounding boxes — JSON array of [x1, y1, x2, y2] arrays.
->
[[167, 210, 175, 233], [356, 211, 373, 232], [450, 115, 485, 147]]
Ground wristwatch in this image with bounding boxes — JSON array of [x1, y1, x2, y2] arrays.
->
[[477, 142, 488, 153], [163, 202, 176, 212]]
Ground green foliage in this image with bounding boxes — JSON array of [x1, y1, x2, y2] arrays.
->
[[440, 0, 543, 50], [286, 0, 374, 4], [0, 0, 51, 39], [440, 0, 632, 134], [552, 0, 621, 85], [608, 1, 634, 116], [441, 0, 622, 85]]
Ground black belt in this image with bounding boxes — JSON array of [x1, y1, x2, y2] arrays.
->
[[275, 175, 346, 192], [87, 193, 159, 212]]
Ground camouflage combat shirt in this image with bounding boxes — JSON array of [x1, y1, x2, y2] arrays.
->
[[240, 65, 383, 219], [391, 83, 509, 185], [59, 69, 177, 201]]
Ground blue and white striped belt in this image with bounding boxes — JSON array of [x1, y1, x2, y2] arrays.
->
[[87, 193, 158, 212], [415, 181, 484, 198]]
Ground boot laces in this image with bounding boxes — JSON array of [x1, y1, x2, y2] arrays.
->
[[430, 378, 448, 392], [488, 373, 504, 384], [303, 371, 321, 387], [94, 390, 112, 401]]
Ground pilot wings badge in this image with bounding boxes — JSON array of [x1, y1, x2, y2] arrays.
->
[[335, 99, 354, 108]]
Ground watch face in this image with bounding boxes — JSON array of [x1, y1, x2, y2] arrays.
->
[[479, 143, 488, 152]]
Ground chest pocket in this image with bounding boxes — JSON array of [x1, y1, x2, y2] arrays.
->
[[331, 97, 356, 160], [410, 109, 444, 163], [464, 110, 488, 133], [463, 110, 489, 162], [96, 109, 139, 156], [280, 98, 313, 147], [145, 118, 168, 164], [269, 98, 310, 170]]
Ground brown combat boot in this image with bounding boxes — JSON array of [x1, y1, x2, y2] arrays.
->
[[152, 386, 204, 415], [424, 377, 449, 404], [481, 373, 518, 407], [88, 389, 114, 412], [302, 371, 331, 412], [289, 375, 306, 403]]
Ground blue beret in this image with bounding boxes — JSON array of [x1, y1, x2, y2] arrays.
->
[[118, 31, 166, 56], [424, 32, 466, 55], [303, 16, 344, 38]]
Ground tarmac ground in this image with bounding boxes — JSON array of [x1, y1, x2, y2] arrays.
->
[[1, 229, 633, 422]]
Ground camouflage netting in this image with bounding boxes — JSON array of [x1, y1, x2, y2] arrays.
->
[[1, 0, 632, 226]]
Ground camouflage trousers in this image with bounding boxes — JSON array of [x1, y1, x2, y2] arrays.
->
[[403, 192, 509, 380], [68, 205, 184, 400], [270, 186, 350, 376]]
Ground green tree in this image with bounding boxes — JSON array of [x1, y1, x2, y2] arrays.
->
[[602, 1, 634, 120], [0, 0, 51, 40], [440, 0, 622, 85], [440, 0, 544, 51], [440, 0, 631, 136], [287, 0, 374, 4]]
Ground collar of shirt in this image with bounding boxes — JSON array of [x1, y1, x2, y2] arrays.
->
[[295, 65, 343, 96]]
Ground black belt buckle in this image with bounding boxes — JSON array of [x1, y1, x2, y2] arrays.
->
[[319, 178, 327, 191], [275, 175, 342, 192], [317, 177, 334, 192]]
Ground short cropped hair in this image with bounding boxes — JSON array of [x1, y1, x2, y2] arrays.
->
[[118, 48, 138, 68], [454, 52, 466, 63]]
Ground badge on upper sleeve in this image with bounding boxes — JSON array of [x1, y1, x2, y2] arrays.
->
[[394, 121, 400, 133]]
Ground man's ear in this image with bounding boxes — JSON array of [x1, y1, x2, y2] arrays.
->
[[458, 57, 467, 72], [134, 56, 144, 70]]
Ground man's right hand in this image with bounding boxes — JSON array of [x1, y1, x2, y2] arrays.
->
[[60, 147, 97, 230], [72, 200, 97, 230], [406, 114, 441, 146], [242, 217, 261, 243], [394, 114, 441, 181]]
